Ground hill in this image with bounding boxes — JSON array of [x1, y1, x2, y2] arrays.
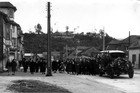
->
[[23, 33, 114, 53]]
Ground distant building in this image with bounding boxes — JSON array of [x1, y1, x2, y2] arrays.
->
[[63, 46, 99, 59], [129, 40, 140, 69], [24, 53, 33, 59], [42, 51, 61, 61], [80, 47, 99, 57], [52, 31, 75, 39], [106, 35, 140, 55]]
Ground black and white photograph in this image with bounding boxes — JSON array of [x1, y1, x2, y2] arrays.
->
[[0, 0, 140, 93]]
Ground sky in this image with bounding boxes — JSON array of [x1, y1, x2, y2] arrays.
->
[[3, 0, 140, 39]]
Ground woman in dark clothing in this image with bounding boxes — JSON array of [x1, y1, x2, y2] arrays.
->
[[42, 59, 46, 74], [6, 59, 11, 75], [40, 59, 46, 74], [52, 60, 58, 73], [11, 59, 17, 75], [35, 59, 39, 73], [65, 59, 69, 74], [23, 58, 28, 72], [29, 59, 35, 74], [40, 59, 43, 73]]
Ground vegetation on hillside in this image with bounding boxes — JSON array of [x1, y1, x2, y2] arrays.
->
[[23, 31, 114, 53]]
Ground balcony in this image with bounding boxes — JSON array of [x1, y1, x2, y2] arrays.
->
[[10, 46, 17, 51], [5, 39, 12, 47]]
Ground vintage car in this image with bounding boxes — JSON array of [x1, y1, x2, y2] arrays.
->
[[98, 50, 134, 78]]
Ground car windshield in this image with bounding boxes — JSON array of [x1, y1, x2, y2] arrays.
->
[[110, 52, 126, 59]]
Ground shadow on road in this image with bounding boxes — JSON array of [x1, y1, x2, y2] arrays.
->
[[0, 71, 47, 77], [99, 75, 131, 79]]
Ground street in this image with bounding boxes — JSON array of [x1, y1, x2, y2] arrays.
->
[[77, 74, 140, 93], [0, 71, 139, 93]]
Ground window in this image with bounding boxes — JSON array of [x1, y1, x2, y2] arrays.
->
[[12, 38, 17, 47], [126, 46, 128, 51], [9, 9, 14, 18], [132, 54, 136, 65], [12, 26, 15, 33]]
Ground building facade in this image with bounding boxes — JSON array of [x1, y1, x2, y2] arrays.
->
[[0, 2, 23, 72], [106, 35, 140, 55], [129, 40, 140, 69]]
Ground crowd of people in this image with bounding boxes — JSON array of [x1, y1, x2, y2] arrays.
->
[[5, 59, 17, 75], [5, 56, 101, 76], [5, 58, 47, 75], [52, 57, 99, 75], [19, 58, 47, 74], [5, 51, 132, 77]]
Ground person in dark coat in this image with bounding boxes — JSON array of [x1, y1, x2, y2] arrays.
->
[[52, 60, 58, 73], [40, 59, 43, 73], [90, 58, 96, 75], [75, 59, 80, 75], [6, 59, 11, 75], [72, 59, 76, 74], [57, 60, 61, 72], [11, 59, 17, 75], [40, 59, 46, 74], [69, 59, 73, 74], [42, 59, 46, 74], [29, 59, 35, 74], [65, 59, 70, 74], [23, 58, 28, 72], [35, 59, 39, 73]]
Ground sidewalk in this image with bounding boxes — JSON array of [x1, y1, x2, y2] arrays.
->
[[134, 69, 140, 74]]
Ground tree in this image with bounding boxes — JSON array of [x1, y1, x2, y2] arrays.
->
[[99, 29, 105, 38], [35, 23, 42, 34], [66, 26, 69, 31], [86, 32, 92, 36], [80, 32, 84, 35]]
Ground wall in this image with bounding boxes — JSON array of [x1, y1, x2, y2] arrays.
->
[[0, 8, 14, 20], [129, 49, 140, 69], [0, 13, 3, 72], [0, 8, 9, 16]]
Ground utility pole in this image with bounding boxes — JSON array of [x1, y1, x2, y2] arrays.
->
[[128, 31, 130, 58], [46, 2, 52, 76], [103, 26, 105, 51], [129, 31, 130, 47], [66, 45, 68, 60], [0, 15, 4, 71], [76, 39, 80, 59]]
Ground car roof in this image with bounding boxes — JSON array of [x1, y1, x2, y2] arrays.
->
[[100, 50, 125, 53]]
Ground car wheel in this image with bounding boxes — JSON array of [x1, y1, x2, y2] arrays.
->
[[99, 71, 103, 76], [128, 68, 134, 78], [109, 68, 114, 79], [117, 73, 120, 77]]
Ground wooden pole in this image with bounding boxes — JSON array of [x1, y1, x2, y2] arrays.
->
[[129, 31, 130, 47], [46, 2, 52, 76], [66, 45, 68, 59], [103, 26, 105, 51], [128, 31, 130, 58], [1, 15, 3, 71]]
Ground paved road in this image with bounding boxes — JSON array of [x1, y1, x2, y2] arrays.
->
[[0, 70, 139, 93], [78, 74, 140, 93]]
